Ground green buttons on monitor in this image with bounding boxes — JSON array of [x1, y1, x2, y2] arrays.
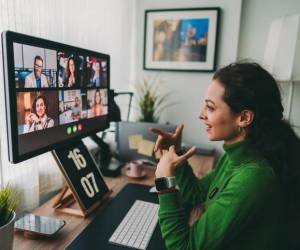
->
[[67, 125, 78, 134], [67, 127, 72, 135], [73, 125, 77, 133]]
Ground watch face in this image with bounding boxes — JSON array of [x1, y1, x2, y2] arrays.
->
[[155, 177, 168, 191]]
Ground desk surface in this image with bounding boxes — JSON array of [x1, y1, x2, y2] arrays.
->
[[13, 154, 215, 250], [66, 183, 165, 250]]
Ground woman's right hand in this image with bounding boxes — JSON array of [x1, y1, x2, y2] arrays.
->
[[149, 124, 184, 154], [25, 113, 38, 125]]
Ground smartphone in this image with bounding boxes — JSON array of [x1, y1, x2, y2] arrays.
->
[[15, 214, 65, 236]]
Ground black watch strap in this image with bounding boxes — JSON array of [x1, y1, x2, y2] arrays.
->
[[155, 176, 176, 192]]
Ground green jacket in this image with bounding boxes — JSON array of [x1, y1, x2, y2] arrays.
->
[[158, 141, 286, 250]]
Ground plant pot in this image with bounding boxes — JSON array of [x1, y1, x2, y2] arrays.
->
[[0, 211, 16, 250]]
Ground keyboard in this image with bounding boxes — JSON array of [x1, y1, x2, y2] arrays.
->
[[109, 200, 159, 250]]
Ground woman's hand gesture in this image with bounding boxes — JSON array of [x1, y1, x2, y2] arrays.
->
[[25, 113, 38, 125], [149, 124, 184, 154], [155, 145, 197, 177]]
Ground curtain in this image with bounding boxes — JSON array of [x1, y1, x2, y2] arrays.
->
[[0, 0, 66, 212], [0, 0, 136, 211]]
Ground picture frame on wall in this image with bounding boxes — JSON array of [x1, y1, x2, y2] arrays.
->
[[143, 8, 220, 72]]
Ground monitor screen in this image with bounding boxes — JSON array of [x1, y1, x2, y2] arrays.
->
[[2, 31, 110, 163]]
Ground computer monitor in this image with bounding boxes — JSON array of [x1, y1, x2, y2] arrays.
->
[[1, 31, 110, 163], [116, 121, 177, 164]]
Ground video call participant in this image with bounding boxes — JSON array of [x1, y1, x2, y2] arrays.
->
[[25, 56, 49, 88], [71, 96, 81, 120], [64, 57, 76, 87], [90, 60, 104, 87], [91, 90, 104, 117], [24, 95, 54, 133]]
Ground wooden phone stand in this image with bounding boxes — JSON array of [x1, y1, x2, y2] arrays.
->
[[52, 185, 112, 217]]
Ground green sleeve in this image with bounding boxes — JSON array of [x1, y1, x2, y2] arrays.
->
[[159, 167, 275, 250], [175, 155, 226, 205]]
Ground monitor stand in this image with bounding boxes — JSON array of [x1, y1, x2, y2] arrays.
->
[[90, 134, 124, 177], [102, 157, 124, 177]]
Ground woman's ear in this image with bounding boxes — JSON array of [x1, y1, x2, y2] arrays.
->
[[238, 110, 254, 128]]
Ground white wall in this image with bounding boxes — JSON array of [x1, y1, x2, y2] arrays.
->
[[238, 0, 300, 135], [135, 0, 242, 153]]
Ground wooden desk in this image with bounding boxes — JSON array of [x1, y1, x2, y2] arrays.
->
[[13, 154, 215, 250]]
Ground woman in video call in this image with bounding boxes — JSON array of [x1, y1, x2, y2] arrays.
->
[[65, 57, 76, 87], [90, 60, 103, 87], [151, 62, 300, 250], [91, 90, 104, 117], [24, 95, 54, 133]]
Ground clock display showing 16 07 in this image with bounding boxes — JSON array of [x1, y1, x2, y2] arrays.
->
[[53, 140, 110, 214]]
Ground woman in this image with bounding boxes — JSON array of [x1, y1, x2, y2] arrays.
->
[[151, 62, 300, 250], [90, 60, 103, 87], [65, 57, 76, 87], [24, 95, 54, 133], [91, 90, 104, 117]]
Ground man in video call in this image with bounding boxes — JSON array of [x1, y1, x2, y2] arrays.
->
[[25, 55, 49, 88], [71, 96, 81, 121]]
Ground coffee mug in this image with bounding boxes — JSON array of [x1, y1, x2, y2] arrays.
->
[[125, 160, 145, 178]]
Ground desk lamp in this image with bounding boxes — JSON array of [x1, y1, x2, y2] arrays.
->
[[90, 89, 133, 177]]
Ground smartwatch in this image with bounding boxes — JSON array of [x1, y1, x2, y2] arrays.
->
[[155, 176, 176, 192]]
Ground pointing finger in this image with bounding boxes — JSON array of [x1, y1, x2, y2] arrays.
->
[[149, 127, 167, 136], [175, 124, 184, 137], [154, 135, 163, 152]]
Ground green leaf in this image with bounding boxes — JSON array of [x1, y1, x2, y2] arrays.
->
[[0, 186, 19, 227], [134, 75, 177, 122]]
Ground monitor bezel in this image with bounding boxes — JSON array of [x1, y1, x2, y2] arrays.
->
[[1, 30, 110, 164]]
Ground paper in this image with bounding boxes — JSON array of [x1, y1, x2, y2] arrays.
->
[[128, 134, 143, 149], [137, 139, 155, 157], [155, 149, 168, 159]]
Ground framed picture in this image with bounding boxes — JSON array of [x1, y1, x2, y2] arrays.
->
[[143, 8, 220, 72]]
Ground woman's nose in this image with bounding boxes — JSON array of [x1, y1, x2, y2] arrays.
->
[[199, 109, 206, 120]]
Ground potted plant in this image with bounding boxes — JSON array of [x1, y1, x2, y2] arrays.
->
[[135, 76, 175, 123], [0, 186, 18, 250]]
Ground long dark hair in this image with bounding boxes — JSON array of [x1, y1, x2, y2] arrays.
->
[[213, 62, 300, 248], [65, 57, 76, 79], [94, 89, 102, 104]]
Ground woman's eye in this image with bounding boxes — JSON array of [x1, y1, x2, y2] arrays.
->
[[206, 105, 214, 111]]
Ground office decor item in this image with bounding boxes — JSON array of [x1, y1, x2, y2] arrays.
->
[[52, 141, 111, 217], [143, 8, 220, 72], [0, 186, 18, 250], [135, 76, 175, 122], [124, 160, 147, 178]]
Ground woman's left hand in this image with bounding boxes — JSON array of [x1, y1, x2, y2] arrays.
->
[[155, 145, 197, 178]]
